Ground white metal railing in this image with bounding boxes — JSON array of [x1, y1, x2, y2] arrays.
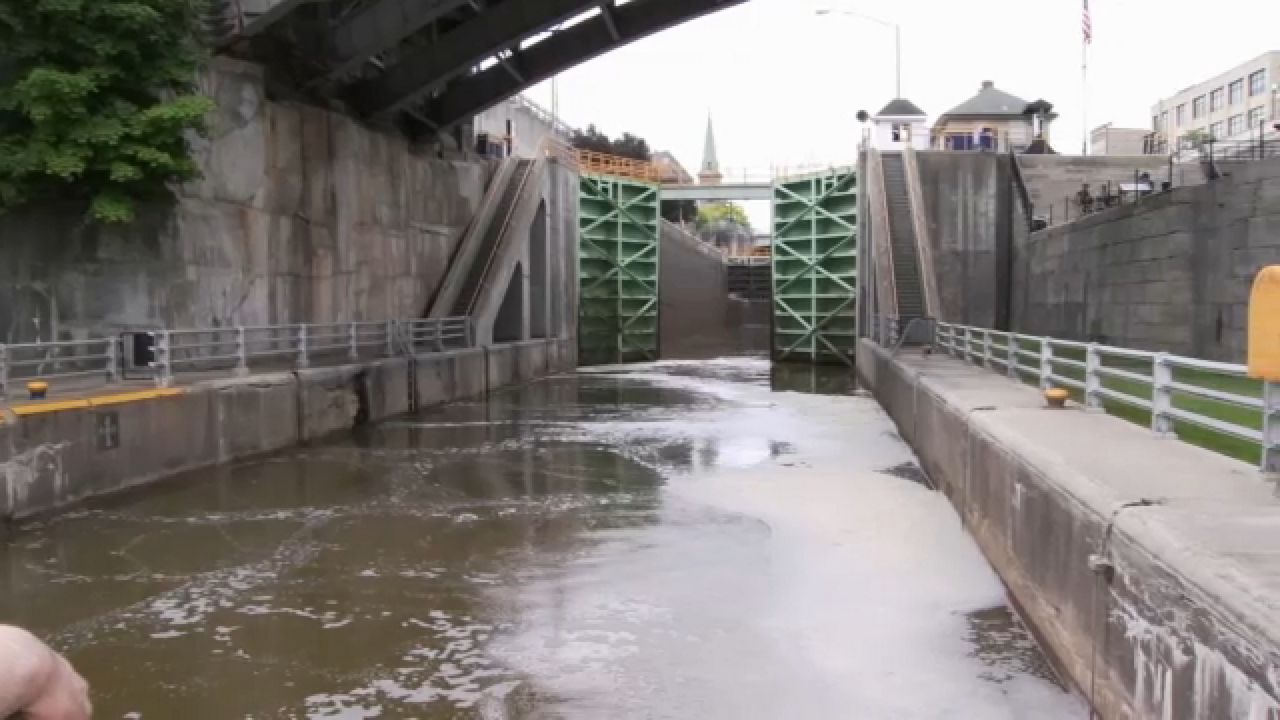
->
[[0, 317, 474, 398], [0, 338, 121, 396], [932, 322, 1278, 474]]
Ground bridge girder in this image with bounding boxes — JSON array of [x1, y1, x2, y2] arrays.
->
[[350, 0, 596, 119], [325, 0, 473, 82], [349, 0, 743, 132], [219, 0, 744, 138]]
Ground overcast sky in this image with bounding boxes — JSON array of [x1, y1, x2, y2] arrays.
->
[[525, 0, 1280, 178]]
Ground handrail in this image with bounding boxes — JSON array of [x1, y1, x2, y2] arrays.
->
[[927, 321, 1277, 475], [901, 147, 939, 319], [463, 158, 540, 317], [1008, 150, 1035, 231], [0, 317, 476, 398]]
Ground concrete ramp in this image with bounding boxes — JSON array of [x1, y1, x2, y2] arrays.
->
[[429, 159, 522, 319], [460, 159, 552, 347]]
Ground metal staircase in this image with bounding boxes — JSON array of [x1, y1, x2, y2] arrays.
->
[[880, 153, 925, 323]]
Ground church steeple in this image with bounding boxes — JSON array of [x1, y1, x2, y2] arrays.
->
[[698, 114, 723, 186]]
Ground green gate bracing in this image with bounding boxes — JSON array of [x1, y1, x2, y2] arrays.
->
[[578, 174, 660, 366], [771, 168, 858, 365]]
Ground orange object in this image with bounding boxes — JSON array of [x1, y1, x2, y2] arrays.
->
[[27, 380, 49, 400], [1044, 387, 1070, 408], [1248, 266, 1280, 380]]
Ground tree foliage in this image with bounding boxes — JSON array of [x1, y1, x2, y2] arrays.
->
[[0, 0, 214, 223], [570, 124, 652, 161], [571, 123, 692, 221], [697, 202, 751, 230]]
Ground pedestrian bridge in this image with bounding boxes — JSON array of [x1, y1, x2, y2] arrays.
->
[[659, 182, 773, 201]]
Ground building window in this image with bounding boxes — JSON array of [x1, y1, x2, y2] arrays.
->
[[1210, 88, 1225, 112], [1249, 106, 1266, 129], [1175, 104, 1186, 126], [1227, 114, 1245, 136], [1152, 115, 1160, 131], [1229, 79, 1244, 105], [1210, 121, 1225, 140], [1192, 95, 1206, 118], [1250, 69, 1267, 96], [1160, 111, 1169, 131]]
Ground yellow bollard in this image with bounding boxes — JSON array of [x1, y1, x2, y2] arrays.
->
[[27, 380, 49, 400], [1249, 266, 1280, 380], [1044, 387, 1070, 409]]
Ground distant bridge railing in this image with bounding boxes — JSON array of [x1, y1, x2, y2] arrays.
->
[[0, 317, 473, 399], [930, 322, 1279, 474]]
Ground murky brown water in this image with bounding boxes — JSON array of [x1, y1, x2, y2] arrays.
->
[[0, 359, 1081, 719]]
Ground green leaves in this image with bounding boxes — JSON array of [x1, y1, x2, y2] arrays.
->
[[0, 0, 211, 223]]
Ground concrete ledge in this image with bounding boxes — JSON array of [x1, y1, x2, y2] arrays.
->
[[485, 344, 518, 389], [2, 391, 218, 519], [1, 339, 571, 521], [205, 373, 300, 462], [413, 348, 487, 407], [857, 339, 1280, 719]]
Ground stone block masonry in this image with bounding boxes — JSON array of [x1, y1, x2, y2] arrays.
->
[[858, 340, 1280, 720], [0, 340, 575, 521], [0, 57, 491, 344], [1013, 158, 1280, 361]]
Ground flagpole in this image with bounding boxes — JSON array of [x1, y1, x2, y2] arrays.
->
[[1081, 37, 1088, 155], [1081, 0, 1089, 155]]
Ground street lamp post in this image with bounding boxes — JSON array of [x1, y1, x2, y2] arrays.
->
[[816, 8, 901, 98]]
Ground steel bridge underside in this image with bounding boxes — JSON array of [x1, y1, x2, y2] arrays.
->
[[215, 0, 744, 139]]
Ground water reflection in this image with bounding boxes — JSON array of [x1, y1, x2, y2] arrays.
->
[[0, 359, 1078, 719]]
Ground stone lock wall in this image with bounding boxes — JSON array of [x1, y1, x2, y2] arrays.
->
[[0, 58, 491, 344], [1011, 158, 1280, 361]]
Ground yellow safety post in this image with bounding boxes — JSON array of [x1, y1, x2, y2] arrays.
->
[[1249, 266, 1280, 380], [1248, 266, 1280, 476]]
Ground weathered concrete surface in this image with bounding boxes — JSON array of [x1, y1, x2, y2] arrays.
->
[[1012, 158, 1280, 361], [914, 152, 1010, 328], [485, 344, 518, 390], [413, 348, 487, 408], [0, 341, 569, 520], [858, 340, 1280, 720], [209, 373, 299, 462], [0, 57, 490, 343], [2, 392, 219, 518], [659, 221, 740, 359], [1018, 154, 1182, 226]]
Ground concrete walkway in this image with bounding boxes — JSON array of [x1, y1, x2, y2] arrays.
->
[[859, 341, 1280, 719]]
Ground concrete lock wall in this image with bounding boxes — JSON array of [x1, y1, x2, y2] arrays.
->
[[1017, 154, 1184, 225], [1012, 158, 1280, 361], [659, 221, 741, 359], [0, 57, 492, 343], [0, 340, 575, 521], [914, 152, 1011, 328], [857, 340, 1280, 720]]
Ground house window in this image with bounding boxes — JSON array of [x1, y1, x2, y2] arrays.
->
[[1152, 115, 1160, 131], [1229, 79, 1244, 105], [1250, 69, 1267, 96], [946, 133, 975, 151], [1227, 114, 1245, 136], [1210, 88, 1225, 112], [1210, 121, 1225, 140], [1248, 106, 1266, 129], [1160, 111, 1169, 131], [1192, 96, 1206, 118], [1175, 104, 1186, 126]]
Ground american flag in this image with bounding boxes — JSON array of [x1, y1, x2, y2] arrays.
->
[[1082, 0, 1093, 44]]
